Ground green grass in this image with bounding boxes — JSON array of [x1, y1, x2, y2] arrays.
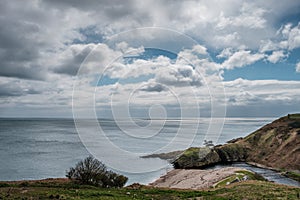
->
[[183, 147, 201, 157], [284, 171, 300, 182], [289, 114, 300, 119], [214, 170, 266, 188], [0, 180, 299, 200]]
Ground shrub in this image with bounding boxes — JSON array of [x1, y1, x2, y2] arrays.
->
[[66, 156, 128, 188]]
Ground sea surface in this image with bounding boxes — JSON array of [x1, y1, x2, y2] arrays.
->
[[1, 117, 297, 186]]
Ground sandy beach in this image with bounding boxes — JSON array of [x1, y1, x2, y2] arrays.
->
[[149, 167, 246, 190]]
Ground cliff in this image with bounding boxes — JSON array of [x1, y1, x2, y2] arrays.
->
[[170, 114, 300, 171]]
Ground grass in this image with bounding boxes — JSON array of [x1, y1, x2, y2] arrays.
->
[[289, 113, 300, 119], [0, 179, 299, 199], [183, 147, 201, 157], [284, 171, 300, 182], [214, 170, 266, 188]]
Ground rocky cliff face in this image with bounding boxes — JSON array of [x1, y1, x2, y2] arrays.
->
[[172, 144, 249, 169], [172, 114, 300, 171], [172, 147, 221, 169]]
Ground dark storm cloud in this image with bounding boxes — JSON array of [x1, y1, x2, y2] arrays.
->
[[41, 0, 136, 20], [0, 0, 143, 80], [0, 82, 41, 97], [0, 1, 48, 80], [0, 64, 46, 80]]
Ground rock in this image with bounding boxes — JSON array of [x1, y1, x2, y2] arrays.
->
[[242, 175, 248, 181], [172, 147, 221, 169], [141, 150, 184, 161], [215, 143, 248, 163], [230, 177, 240, 184]]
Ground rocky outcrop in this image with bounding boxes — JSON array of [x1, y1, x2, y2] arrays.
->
[[141, 150, 184, 161], [215, 143, 248, 163], [155, 114, 300, 171], [172, 144, 249, 169], [172, 147, 221, 169]]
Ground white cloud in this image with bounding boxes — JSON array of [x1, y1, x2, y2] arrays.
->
[[262, 22, 300, 52], [224, 78, 300, 111], [287, 23, 300, 50], [296, 62, 300, 73], [216, 3, 267, 30], [1, 0, 300, 117], [259, 40, 279, 52], [222, 50, 265, 69], [217, 48, 234, 59], [139, 81, 167, 92], [267, 50, 286, 63], [214, 32, 240, 47], [115, 42, 145, 56], [155, 64, 202, 87]]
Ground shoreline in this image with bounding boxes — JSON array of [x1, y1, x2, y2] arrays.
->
[[149, 167, 248, 190]]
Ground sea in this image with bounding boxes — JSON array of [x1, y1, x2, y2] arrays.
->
[[0, 117, 298, 187]]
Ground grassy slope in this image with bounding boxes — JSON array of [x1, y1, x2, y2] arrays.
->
[[172, 114, 300, 174], [240, 115, 300, 170], [0, 180, 300, 200]]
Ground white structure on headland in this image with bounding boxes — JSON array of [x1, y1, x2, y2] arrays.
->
[[203, 140, 214, 148]]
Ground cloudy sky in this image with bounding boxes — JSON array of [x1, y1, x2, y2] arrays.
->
[[1, 0, 300, 118]]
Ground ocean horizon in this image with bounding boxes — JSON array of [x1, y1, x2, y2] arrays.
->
[[0, 117, 274, 185]]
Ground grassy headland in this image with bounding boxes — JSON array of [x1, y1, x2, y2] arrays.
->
[[148, 114, 300, 183]]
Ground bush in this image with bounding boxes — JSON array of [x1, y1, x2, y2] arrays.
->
[[66, 156, 128, 188]]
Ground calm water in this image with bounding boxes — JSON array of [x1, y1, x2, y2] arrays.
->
[[210, 163, 300, 187], [2, 117, 296, 186]]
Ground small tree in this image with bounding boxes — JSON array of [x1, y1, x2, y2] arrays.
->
[[66, 156, 128, 187]]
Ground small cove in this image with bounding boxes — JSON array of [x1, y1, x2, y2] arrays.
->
[[207, 162, 300, 187]]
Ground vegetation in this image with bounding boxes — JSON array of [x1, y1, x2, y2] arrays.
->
[[170, 114, 300, 174], [66, 156, 128, 188], [214, 170, 266, 187], [284, 171, 300, 182], [172, 147, 221, 169], [288, 113, 300, 119], [0, 179, 299, 199]]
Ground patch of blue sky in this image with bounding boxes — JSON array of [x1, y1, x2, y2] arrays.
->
[[275, 8, 300, 28], [212, 47, 300, 81], [287, 48, 300, 64], [223, 60, 300, 81], [124, 48, 177, 62], [72, 26, 104, 44], [95, 75, 118, 86]]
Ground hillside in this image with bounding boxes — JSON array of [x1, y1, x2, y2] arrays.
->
[[165, 114, 300, 173], [240, 114, 300, 170]]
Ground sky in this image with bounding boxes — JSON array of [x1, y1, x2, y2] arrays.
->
[[1, 0, 300, 118]]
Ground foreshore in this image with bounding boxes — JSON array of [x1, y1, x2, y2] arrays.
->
[[149, 167, 248, 190]]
